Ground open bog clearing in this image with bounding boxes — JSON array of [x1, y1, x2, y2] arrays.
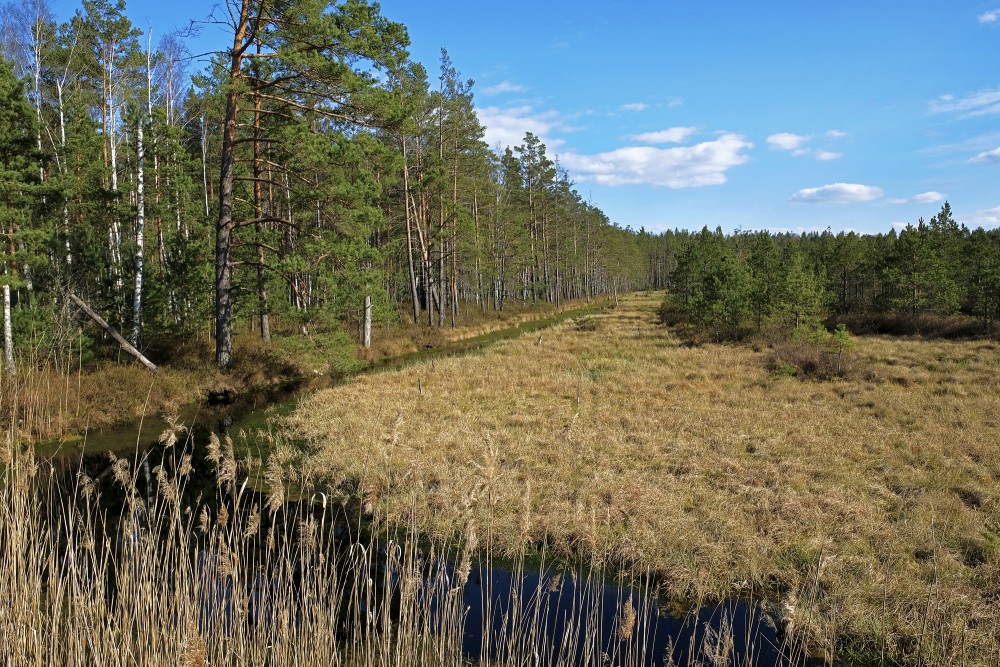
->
[[285, 292, 1000, 663]]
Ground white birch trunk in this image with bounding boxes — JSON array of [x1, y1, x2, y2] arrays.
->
[[201, 115, 209, 220], [363, 295, 372, 349], [131, 120, 145, 345], [2, 284, 13, 372]]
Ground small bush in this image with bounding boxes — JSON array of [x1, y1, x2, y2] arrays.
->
[[769, 324, 859, 380]]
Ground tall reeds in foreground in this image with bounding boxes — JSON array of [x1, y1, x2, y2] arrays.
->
[[1, 426, 797, 667]]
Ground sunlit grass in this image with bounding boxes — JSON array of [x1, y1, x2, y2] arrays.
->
[[285, 292, 1000, 665]]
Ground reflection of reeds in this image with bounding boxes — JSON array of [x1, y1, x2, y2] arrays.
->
[[3, 441, 807, 667]]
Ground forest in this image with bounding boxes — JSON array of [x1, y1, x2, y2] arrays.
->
[[1, 0, 999, 373]]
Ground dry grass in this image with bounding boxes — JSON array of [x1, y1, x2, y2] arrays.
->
[[365, 297, 602, 361], [285, 292, 1000, 665]]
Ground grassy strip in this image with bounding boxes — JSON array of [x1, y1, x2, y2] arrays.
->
[[284, 292, 1000, 665], [6, 298, 606, 452]]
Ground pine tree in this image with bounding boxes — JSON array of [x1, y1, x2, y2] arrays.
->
[[0, 55, 50, 371]]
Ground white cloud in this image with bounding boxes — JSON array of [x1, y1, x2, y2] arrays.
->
[[481, 81, 527, 95], [888, 191, 947, 205], [790, 183, 884, 204], [767, 132, 811, 151], [891, 221, 911, 230], [929, 87, 1000, 117], [768, 132, 843, 160], [971, 146, 1000, 163], [978, 8, 1000, 23], [825, 129, 848, 139], [967, 206, 1000, 228], [475, 105, 565, 149], [665, 97, 684, 108], [912, 191, 946, 204], [626, 127, 697, 144], [620, 102, 649, 112], [767, 225, 833, 235], [559, 133, 753, 189]]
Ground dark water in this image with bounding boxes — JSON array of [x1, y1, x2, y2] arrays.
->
[[456, 564, 811, 667]]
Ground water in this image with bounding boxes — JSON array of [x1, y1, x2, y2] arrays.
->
[[457, 563, 807, 667]]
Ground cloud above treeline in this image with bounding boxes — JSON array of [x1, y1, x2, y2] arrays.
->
[[766, 131, 844, 160], [790, 183, 883, 204], [968, 205, 1000, 228], [559, 133, 753, 188], [480, 80, 527, 95], [626, 127, 698, 144], [476, 104, 566, 149], [888, 191, 946, 205]]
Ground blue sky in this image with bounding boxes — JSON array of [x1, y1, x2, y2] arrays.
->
[[51, 0, 1000, 234]]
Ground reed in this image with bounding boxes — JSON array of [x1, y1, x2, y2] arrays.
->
[[2, 427, 809, 666]]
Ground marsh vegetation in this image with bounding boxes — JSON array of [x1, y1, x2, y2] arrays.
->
[[285, 292, 1000, 665]]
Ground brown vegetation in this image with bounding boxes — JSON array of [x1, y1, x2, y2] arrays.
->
[[285, 292, 1000, 664]]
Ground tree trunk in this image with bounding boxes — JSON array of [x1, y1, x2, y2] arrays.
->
[[363, 294, 372, 349], [2, 284, 12, 372], [215, 0, 251, 368], [401, 138, 420, 324], [70, 294, 157, 373], [130, 119, 145, 345], [253, 50, 270, 343]]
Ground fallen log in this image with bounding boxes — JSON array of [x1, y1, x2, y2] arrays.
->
[[68, 293, 158, 373]]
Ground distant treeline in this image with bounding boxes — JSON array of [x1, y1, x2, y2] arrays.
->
[[645, 203, 1000, 339]]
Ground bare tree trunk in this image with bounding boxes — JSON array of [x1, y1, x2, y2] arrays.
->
[[130, 119, 145, 345], [200, 114, 209, 219], [2, 284, 12, 372], [363, 294, 372, 349], [253, 48, 270, 342], [401, 138, 420, 324], [70, 294, 157, 372]]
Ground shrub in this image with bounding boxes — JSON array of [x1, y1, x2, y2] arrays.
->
[[769, 324, 858, 380]]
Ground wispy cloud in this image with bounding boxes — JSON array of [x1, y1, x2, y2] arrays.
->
[[888, 191, 947, 205], [665, 97, 684, 108], [768, 131, 844, 160], [559, 133, 753, 188], [626, 127, 697, 144], [929, 87, 1000, 117], [978, 8, 1000, 23], [475, 105, 565, 149], [919, 131, 1000, 155], [481, 80, 527, 96], [790, 183, 883, 204], [971, 146, 1000, 163], [620, 102, 649, 112], [968, 205, 1000, 228]]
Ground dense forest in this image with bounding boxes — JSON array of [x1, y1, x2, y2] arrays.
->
[[1, 0, 999, 372]]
